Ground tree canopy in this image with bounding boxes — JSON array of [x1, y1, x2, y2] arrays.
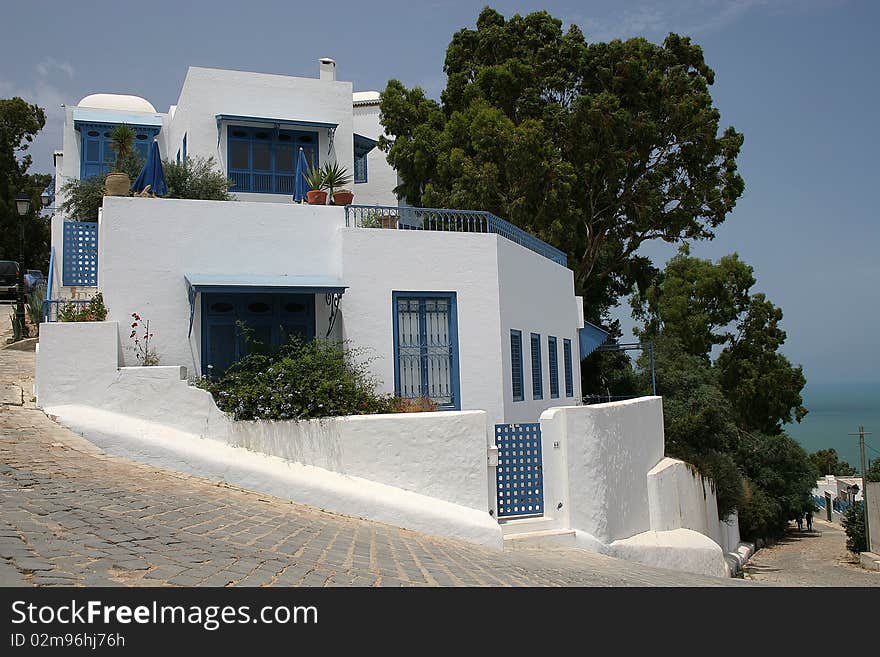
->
[[631, 248, 812, 539], [380, 6, 744, 317], [0, 97, 52, 270]]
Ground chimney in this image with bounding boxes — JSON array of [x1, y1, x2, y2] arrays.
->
[[319, 58, 336, 81]]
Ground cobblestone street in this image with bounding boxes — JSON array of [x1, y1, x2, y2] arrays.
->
[[743, 519, 880, 587], [0, 339, 744, 588]]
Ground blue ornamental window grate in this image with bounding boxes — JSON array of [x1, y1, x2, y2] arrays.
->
[[495, 423, 544, 518], [530, 333, 543, 400], [563, 338, 574, 397], [62, 222, 98, 286], [510, 330, 524, 402], [548, 336, 559, 399]]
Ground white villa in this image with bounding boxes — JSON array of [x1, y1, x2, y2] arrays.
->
[[34, 59, 750, 578]]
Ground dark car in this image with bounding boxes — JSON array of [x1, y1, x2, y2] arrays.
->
[[0, 261, 19, 300]]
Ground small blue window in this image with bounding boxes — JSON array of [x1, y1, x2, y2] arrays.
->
[[182, 133, 187, 163], [354, 151, 367, 183], [563, 338, 573, 398], [511, 330, 524, 402], [548, 336, 559, 399], [530, 333, 542, 400]]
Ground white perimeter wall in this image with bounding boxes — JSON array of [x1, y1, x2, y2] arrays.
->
[[497, 237, 581, 424], [98, 196, 345, 372], [540, 398, 665, 543], [34, 321, 499, 547]]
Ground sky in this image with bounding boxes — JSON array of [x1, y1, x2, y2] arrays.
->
[[1, 0, 877, 385]]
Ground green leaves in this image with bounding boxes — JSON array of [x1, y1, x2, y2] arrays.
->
[[380, 9, 744, 317]]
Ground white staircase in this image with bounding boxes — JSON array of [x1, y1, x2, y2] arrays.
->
[[500, 516, 576, 549]]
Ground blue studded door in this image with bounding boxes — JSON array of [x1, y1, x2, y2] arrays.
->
[[495, 423, 544, 518]]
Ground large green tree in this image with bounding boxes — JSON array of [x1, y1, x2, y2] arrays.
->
[[380, 7, 744, 317], [0, 97, 52, 271]]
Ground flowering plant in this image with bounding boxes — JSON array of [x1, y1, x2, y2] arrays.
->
[[130, 312, 159, 366]]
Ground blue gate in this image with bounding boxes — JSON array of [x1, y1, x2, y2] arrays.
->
[[495, 423, 544, 518], [62, 221, 98, 286]]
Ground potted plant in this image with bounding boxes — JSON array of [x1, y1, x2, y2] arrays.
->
[[321, 162, 353, 205], [304, 165, 327, 205], [104, 124, 136, 196]]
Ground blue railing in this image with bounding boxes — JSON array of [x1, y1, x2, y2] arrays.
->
[[42, 298, 91, 323], [345, 205, 568, 267]]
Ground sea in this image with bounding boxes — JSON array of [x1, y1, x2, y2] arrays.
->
[[784, 381, 880, 471]]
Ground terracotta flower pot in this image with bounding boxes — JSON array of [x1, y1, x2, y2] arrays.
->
[[104, 172, 131, 196], [332, 190, 354, 206], [306, 190, 328, 205]]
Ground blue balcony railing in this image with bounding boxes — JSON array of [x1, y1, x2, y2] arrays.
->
[[344, 205, 568, 267]]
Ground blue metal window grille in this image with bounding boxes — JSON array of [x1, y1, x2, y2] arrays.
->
[[62, 222, 98, 286], [563, 338, 574, 398], [79, 123, 158, 179], [510, 329, 524, 402], [530, 333, 543, 400], [227, 126, 318, 194], [393, 292, 460, 409], [495, 423, 544, 518], [548, 336, 559, 399], [182, 132, 187, 163]]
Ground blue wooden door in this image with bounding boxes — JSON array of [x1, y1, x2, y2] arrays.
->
[[202, 293, 315, 376]]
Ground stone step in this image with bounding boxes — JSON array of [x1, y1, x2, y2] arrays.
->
[[499, 515, 559, 536], [503, 528, 576, 548]]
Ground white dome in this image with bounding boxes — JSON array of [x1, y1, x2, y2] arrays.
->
[[77, 93, 157, 113]]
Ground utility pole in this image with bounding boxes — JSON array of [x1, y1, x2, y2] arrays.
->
[[849, 426, 872, 553]]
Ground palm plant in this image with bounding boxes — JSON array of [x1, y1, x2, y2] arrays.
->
[[110, 124, 136, 172], [320, 161, 352, 198], [303, 165, 326, 191]]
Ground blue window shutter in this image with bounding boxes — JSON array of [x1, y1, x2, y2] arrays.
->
[[563, 338, 573, 397], [548, 336, 559, 399], [182, 133, 187, 163], [511, 330, 524, 402], [530, 333, 543, 400]]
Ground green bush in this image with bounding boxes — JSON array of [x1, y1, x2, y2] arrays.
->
[[197, 333, 395, 421], [59, 155, 144, 221], [27, 284, 45, 329], [162, 156, 234, 200], [842, 502, 867, 553], [58, 292, 108, 322]]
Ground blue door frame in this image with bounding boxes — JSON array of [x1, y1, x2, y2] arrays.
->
[[201, 292, 315, 377]]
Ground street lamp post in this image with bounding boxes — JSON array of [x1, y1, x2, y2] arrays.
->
[[14, 192, 31, 339]]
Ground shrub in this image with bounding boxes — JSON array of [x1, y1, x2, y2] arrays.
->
[[162, 156, 234, 200], [842, 502, 867, 554], [197, 333, 395, 420], [59, 155, 144, 221], [130, 312, 159, 366], [391, 396, 439, 412], [58, 292, 108, 322]]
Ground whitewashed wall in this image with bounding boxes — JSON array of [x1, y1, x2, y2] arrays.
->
[[340, 227, 506, 423], [351, 102, 398, 206], [34, 320, 500, 547], [540, 398, 666, 543], [537, 397, 734, 576], [497, 238, 581, 424], [98, 197, 345, 371], [165, 66, 354, 201]]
